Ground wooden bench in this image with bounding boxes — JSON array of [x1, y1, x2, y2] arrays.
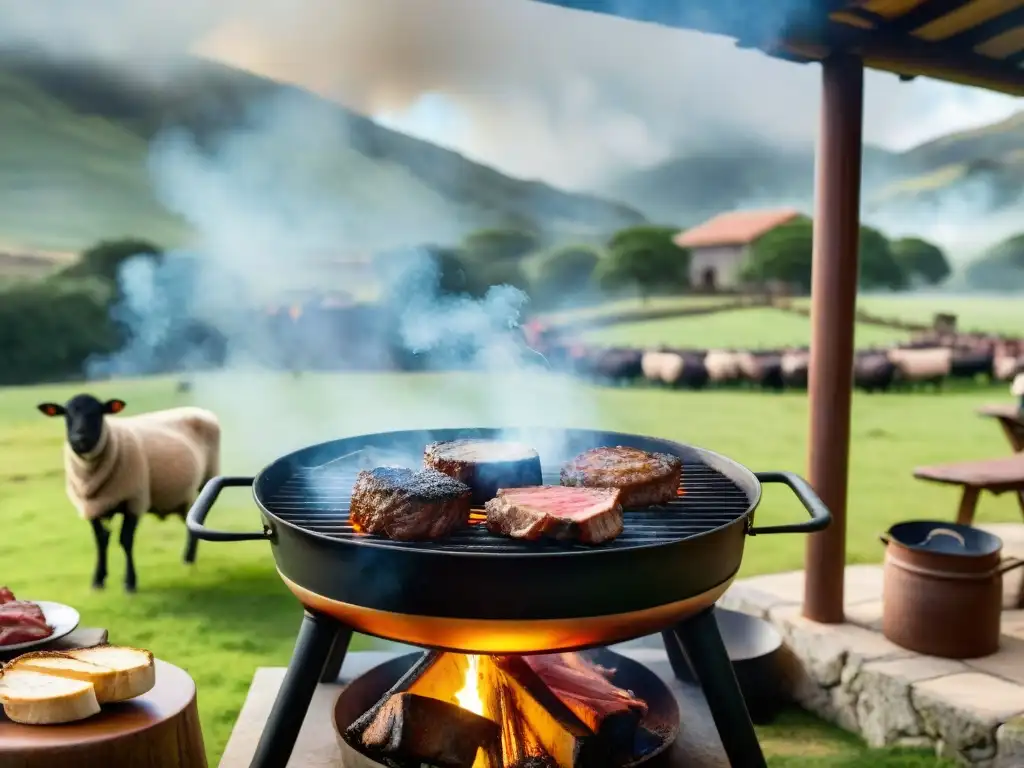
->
[[914, 454, 1024, 526]]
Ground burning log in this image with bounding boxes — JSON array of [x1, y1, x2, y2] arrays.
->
[[359, 692, 501, 768], [523, 653, 646, 748], [488, 655, 598, 768]]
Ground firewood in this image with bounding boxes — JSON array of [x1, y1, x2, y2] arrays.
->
[[345, 651, 443, 742], [489, 656, 604, 768], [524, 653, 645, 750], [359, 692, 500, 768]]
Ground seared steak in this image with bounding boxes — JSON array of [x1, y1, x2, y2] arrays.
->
[[485, 485, 623, 544], [350, 467, 472, 541], [560, 446, 682, 508], [424, 439, 543, 505]]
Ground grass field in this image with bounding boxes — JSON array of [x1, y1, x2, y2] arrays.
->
[[4, 371, 1011, 765], [792, 294, 1023, 336], [537, 295, 736, 326], [581, 307, 912, 348]]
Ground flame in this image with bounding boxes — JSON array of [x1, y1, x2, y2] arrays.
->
[[454, 654, 485, 716]]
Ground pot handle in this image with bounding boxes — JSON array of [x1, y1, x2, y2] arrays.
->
[[186, 476, 269, 542], [999, 557, 1024, 575], [749, 471, 832, 535]]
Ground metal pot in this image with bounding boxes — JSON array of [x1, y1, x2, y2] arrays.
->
[[880, 520, 1024, 659]]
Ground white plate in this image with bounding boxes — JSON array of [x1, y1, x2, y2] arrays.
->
[[0, 601, 81, 654]]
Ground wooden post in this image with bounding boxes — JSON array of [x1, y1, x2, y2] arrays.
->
[[803, 53, 864, 624]]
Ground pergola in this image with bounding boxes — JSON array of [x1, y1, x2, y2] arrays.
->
[[533, 0, 1024, 624]]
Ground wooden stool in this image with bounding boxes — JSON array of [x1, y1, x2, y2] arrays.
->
[[0, 659, 207, 768]]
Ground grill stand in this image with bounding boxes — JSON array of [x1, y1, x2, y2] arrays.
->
[[248, 606, 765, 768]]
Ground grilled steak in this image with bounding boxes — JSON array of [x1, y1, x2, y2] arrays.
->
[[350, 467, 472, 541], [424, 439, 543, 505], [485, 485, 623, 544], [561, 446, 682, 508], [0, 602, 47, 627]]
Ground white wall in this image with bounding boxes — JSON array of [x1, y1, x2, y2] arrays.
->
[[688, 244, 748, 288]]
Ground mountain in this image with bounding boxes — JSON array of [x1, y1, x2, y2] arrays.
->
[[0, 52, 645, 253], [600, 114, 1024, 231]]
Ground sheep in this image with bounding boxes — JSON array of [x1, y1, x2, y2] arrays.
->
[[781, 350, 810, 389], [735, 351, 785, 391], [641, 351, 671, 384], [854, 352, 896, 393], [949, 349, 994, 382], [592, 348, 643, 383], [994, 341, 1024, 382], [37, 394, 221, 593], [704, 350, 743, 385], [886, 347, 952, 390]]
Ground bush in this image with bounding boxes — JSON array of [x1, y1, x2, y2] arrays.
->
[[597, 225, 690, 299], [891, 237, 951, 286], [965, 234, 1024, 291], [61, 237, 163, 285], [532, 245, 601, 305], [462, 228, 541, 263], [742, 219, 907, 291], [0, 277, 120, 385]]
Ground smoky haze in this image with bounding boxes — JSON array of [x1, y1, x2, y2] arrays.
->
[[2, 0, 1019, 192]]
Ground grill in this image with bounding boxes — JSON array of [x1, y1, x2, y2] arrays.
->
[[186, 427, 831, 768], [264, 464, 750, 553]]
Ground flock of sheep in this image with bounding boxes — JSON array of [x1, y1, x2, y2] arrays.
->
[[551, 335, 1024, 393]]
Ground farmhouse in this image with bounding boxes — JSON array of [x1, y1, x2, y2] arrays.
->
[[674, 208, 802, 290]]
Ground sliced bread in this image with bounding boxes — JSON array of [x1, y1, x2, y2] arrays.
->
[[63, 646, 156, 702], [0, 667, 101, 724]]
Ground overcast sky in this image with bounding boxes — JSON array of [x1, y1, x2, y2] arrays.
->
[[3, 0, 1020, 189]]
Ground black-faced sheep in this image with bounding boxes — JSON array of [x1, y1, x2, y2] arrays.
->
[[592, 348, 644, 383], [854, 353, 896, 393], [37, 394, 221, 592], [736, 351, 785, 392], [780, 350, 810, 389]]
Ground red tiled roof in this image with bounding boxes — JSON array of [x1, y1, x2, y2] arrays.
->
[[674, 208, 802, 249]]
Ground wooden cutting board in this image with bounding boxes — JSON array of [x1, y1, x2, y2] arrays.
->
[[0, 659, 207, 768]]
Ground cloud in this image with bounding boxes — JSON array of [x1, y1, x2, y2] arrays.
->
[[1, 0, 1019, 189]]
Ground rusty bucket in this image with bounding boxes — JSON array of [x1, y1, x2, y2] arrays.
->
[[880, 521, 1024, 659]]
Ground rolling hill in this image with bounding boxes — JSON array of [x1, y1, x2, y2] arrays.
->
[[0, 51, 645, 253], [601, 112, 1024, 230]]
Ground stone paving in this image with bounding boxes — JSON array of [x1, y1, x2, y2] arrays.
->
[[719, 523, 1024, 767]]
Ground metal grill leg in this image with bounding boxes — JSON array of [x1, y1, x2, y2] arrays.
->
[[661, 629, 692, 680], [673, 607, 767, 768], [250, 611, 341, 768], [320, 626, 353, 683]]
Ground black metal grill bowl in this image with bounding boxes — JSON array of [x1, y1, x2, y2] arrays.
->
[[186, 427, 830, 653]]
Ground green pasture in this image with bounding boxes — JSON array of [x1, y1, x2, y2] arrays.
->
[[536, 295, 734, 326], [3, 371, 1008, 765], [790, 294, 1023, 336], [581, 307, 911, 349]]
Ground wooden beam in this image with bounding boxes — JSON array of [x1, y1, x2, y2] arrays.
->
[[943, 8, 1024, 50], [881, 0, 974, 32], [803, 53, 864, 625]]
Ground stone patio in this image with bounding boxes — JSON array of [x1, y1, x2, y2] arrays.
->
[[718, 523, 1024, 767]]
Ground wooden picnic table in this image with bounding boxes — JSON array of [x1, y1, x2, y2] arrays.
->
[[914, 453, 1024, 526], [978, 403, 1024, 453]]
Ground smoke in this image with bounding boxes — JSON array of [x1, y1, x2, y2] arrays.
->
[[82, 87, 596, 468], [1, 0, 1018, 192]]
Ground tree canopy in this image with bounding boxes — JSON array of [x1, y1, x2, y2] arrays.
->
[[462, 228, 541, 263], [61, 238, 163, 283], [742, 219, 907, 291], [533, 244, 602, 305], [596, 225, 690, 299], [891, 237, 951, 287]]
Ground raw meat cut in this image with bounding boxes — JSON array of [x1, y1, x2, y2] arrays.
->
[[485, 485, 623, 544]]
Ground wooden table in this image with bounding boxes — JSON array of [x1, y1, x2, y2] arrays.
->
[[219, 648, 732, 768], [0, 629, 207, 767], [914, 453, 1024, 526], [978, 403, 1024, 453]]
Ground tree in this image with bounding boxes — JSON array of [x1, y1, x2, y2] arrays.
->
[[596, 225, 690, 300], [965, 233, 1024, 291], [533, 245, 601, 306], [742, 219, 907, 292], [62, 238, 163, 284], [892, 237, 950, 287], [741, 218, 814, 291], [462, 228, 542, 263]]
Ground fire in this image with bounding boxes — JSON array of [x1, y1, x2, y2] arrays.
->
[[455, 654, 485, 716]]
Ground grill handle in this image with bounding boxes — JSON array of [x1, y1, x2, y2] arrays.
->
[[186, 476, 270, 542], [748, 472, 832, 535]]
